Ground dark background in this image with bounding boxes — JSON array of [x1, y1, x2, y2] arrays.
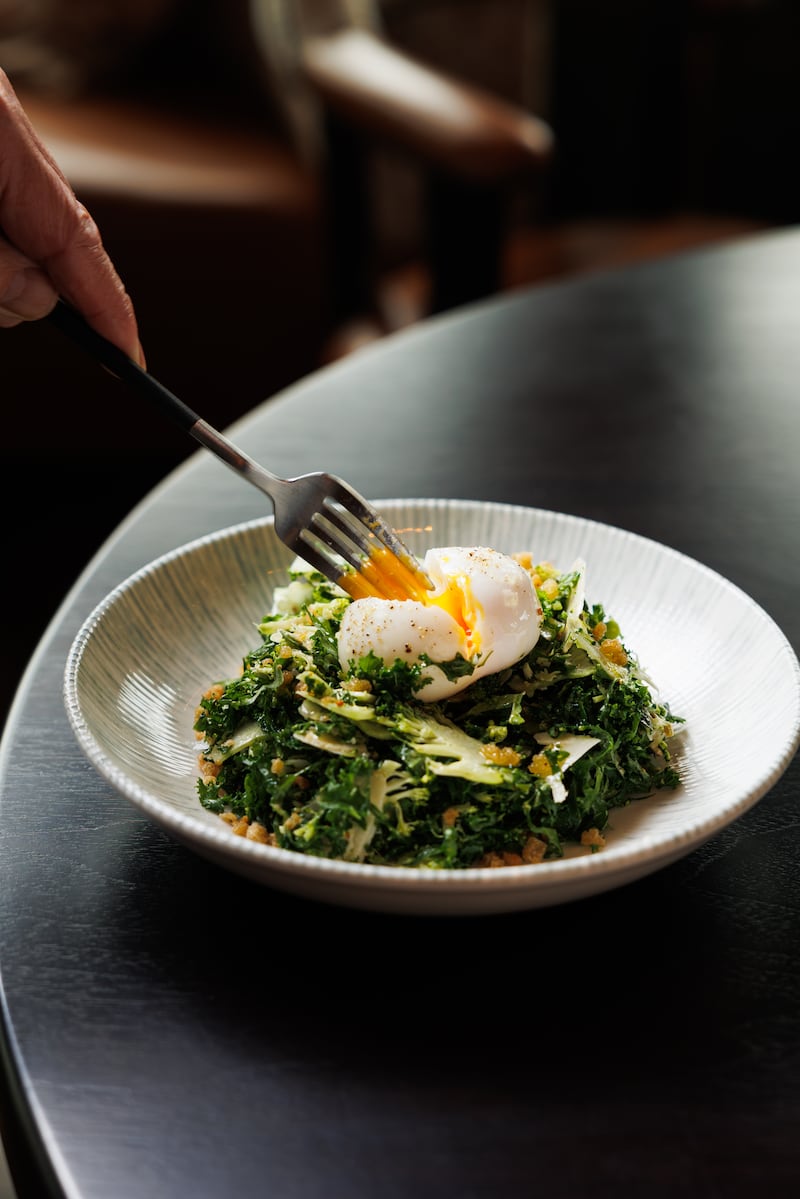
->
[[3, 0, 799, 731]]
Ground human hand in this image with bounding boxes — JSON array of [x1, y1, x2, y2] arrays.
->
[[0, 67, 144, 365]]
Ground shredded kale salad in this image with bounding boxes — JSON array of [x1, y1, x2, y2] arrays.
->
[[194, 554, 683, 869]]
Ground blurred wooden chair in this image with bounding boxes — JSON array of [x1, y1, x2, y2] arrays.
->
[[285, 1, 553, 335], [1, 0, 553, 448], [0, 0, 555, 738]]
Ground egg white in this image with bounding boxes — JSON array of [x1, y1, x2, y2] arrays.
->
[[337, 545, 541, 701]]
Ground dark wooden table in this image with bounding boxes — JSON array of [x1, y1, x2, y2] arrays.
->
[[2, 229, 799, 1199]]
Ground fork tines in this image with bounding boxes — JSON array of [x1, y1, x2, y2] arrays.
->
[[294, 476, 431, 602]]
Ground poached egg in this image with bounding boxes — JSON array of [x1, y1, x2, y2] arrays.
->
[[337, 545, 541, 701]]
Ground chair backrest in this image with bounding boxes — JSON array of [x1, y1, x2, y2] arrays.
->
[[246, 0, 384, 164]]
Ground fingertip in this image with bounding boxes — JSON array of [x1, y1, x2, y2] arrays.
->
[[130, 338, 147, 369]]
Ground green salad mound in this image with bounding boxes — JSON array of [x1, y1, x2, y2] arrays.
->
[[194, 555, 683, 869]]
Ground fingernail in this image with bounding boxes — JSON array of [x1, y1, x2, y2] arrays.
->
[[130, 339, 147, 369], [0, 267, 55, 319]]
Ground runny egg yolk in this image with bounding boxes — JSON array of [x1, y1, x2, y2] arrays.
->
[[336, 545, 541, 702], [338, 544, 430, 603], [432, 569, 483, 656]]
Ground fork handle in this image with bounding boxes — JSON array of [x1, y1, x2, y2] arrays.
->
[[46, 299, 199, 433], [46, 299, 281, 491]]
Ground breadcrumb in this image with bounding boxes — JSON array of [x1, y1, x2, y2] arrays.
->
[[221, 812, 250, 837], [475, 838, 547, 868], [539, 577, 559, 601], [528, 752, 551, 778], [481, 743, 522, 766], [246, 822, 275, 845], [522, 835, 547, 864], [599, 639, 628, 666], [198, 756, 221, 781], [580, 827, 606, 850]]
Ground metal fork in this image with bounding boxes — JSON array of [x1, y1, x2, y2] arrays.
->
[[46, 300, 431, 601]]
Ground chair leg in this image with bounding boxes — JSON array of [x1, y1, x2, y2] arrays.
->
[[323, 115, 508, 329], [425, 172, 505, 313], [322, 112, 376, 324]]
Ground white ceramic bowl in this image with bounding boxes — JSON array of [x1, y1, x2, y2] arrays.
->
[[64, 499, 800, 916]]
